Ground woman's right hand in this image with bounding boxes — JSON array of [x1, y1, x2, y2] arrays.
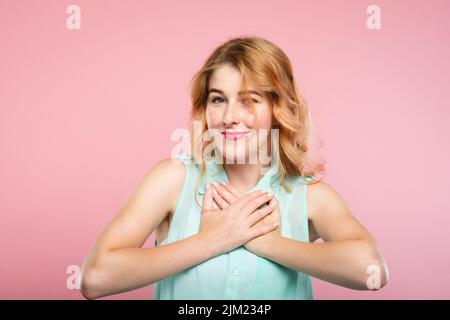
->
[[198, 182, 279, 256]]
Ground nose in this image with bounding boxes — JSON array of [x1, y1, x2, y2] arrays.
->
[[222, 103, 241, 127]]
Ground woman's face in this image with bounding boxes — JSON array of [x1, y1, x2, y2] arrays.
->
[[205, 63, 273, 164]]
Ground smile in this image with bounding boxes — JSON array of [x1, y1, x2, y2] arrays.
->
[[221, 130, 251, 140]]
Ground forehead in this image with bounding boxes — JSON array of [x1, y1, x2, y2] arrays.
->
[[208, 64, 258, 93]]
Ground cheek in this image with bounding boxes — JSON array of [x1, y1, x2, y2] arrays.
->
[[259, 112, 272, 129], [205, 107, 223, 127], [242, 111, 256, 127], [243, 107, 272, 129]]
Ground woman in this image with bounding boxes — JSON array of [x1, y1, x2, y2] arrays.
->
[[80, 36, 389, 300]]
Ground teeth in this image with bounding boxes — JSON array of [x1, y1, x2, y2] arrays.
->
[[224, 130, 249, 133]]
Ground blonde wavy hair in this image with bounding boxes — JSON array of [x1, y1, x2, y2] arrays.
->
[[187, 35, 326, 207]]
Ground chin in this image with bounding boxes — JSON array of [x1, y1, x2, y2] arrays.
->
[[216, 146, 261, 165]]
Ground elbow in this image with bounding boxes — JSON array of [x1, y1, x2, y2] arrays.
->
[[358, 240, 389, 291], [360, 258, 389, 291], [80, 267, 104, 300]]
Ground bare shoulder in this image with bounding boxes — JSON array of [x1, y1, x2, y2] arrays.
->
[[306, 180, 349, 221], [150, 157, 187, 214], [306, 180, 342, 242], [86, 157, 188, 253], [306, 180, 374, 243]]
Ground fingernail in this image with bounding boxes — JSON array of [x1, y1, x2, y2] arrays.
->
[[270, 201, 277, 208], [219, 181, 227, 186], [273, 222, 279, 227], [211, 181, 220, 188], [206, 182, 211, 190], [267, 191, 274, 197], [213, 188, 219, 195], [260, 189, 268, 193]]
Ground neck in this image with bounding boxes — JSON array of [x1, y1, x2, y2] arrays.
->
[[223, 163, 261, 194], [221, 155, 272, 194]]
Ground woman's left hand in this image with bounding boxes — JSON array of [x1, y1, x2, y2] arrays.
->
[[209, 181, 281, 256]]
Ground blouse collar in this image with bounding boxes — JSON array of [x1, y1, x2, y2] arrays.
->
[[197, 155, 281, 195]]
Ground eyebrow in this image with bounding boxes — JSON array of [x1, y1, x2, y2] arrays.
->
[[207, 88, 263, 98]]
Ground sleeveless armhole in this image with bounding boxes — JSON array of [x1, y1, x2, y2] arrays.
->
[[152, 154, 196, 300], [286, 176, 314, 300], [302, 180, 311, 244], [153, 155, 194, 247], [164, 154, 197, 245], [300, 177, 314, 299], [282, 176, 310, 243]]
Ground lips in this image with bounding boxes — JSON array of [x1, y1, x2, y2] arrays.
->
[[221, 130, 251, 140]]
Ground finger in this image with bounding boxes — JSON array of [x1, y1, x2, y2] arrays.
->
[[202, 182, 215, 211], [241, 192, 275, 216], [248, 221, 279, 240], [211, 186, 229, 209], [211, 181, 237, 204], [235, 189, 270, 209], [246, 200, 277, 227], [219, 181, 244, 199]]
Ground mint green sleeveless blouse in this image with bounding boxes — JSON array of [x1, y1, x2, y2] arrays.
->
[[153, 153, 315, 300]]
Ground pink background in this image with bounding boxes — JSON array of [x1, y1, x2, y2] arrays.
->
[[1, 0, 449, 299]]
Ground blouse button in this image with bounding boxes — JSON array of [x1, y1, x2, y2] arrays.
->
[[233, 268, 239, 276]]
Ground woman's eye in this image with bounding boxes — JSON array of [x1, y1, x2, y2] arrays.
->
[[241, 98, 259, 105], [211, 96, 225, 104], [209, 96, 258, 105]]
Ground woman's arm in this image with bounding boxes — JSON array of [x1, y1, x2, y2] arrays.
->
[[254, 181, 389, 290], [81, 234, 214, 299], [80, 158, 215, 299]]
